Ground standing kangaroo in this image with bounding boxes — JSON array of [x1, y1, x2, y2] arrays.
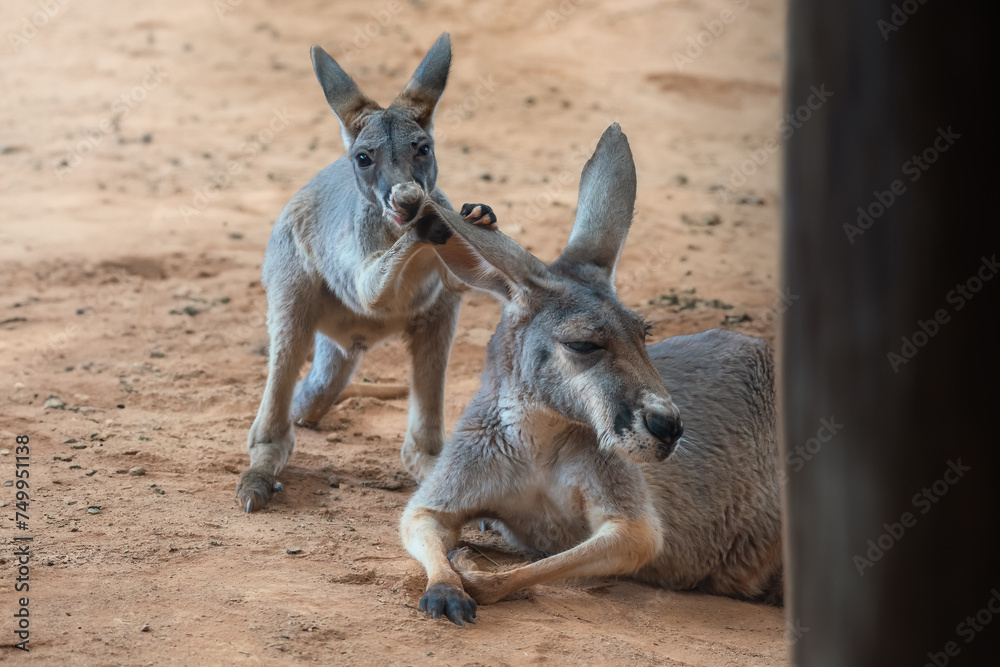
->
[[237, 33, 497, 513], [400, 124, 783, 625]]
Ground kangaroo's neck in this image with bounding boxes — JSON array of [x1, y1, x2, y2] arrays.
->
[[454, 384, 575, 459]]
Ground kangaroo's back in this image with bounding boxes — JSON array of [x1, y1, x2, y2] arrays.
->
[[639, 329, 783, 603]]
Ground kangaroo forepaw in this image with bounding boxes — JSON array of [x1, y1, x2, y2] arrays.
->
[[419, 582, 477, 626], [390, 182, 425, 223], [460, 203, 498, 230], [447, 547, 483, 572], [237, 469, 282, 513], [412, 203, 453, 245], [447, 548, 510, 605]]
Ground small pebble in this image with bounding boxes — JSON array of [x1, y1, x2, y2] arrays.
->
[[129, 466, 147, 476], [286, 547, 303, 555], [327, 475, 342, 488], [153, 488, 165, 495], [3, 480, 12, 487], [0, 449, 9, 456], [140, 623, 150, 633], [44, 395, 66, 409], [85, 470, 97, 477], [87, 506, 101, 515]]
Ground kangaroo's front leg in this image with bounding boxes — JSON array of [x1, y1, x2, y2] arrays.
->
[[401, 504, 478, 625], [449, 516, 662, 605], [354, 183, 430, 311], [355, 234, 426, 311]]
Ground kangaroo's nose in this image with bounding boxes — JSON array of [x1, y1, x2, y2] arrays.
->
[[645, 412, 683, 460]]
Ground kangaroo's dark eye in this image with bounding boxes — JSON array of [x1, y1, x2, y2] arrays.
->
[[417, 144, 431, 156], [356, 153, 373, 168], [564, 341, 602, 354]]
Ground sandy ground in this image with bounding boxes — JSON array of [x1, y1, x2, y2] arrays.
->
[[0, 0, 788, 664]]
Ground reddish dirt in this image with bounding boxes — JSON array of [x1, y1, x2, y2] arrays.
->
[[0, 0, 788, 664]]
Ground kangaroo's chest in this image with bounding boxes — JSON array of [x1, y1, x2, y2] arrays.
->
[[497, 470, 593, 556], [319, 244, 446, 329]]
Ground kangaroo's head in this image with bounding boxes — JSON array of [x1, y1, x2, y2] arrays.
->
[[421, 124, 683, 463], [310, 34, 451, 226]]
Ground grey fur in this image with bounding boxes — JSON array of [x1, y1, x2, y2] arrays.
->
[[400, 124, 782, 625], [238, 33, 471, 512]]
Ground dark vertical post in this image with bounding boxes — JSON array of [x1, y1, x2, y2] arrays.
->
[[783, 0, 999, 664]]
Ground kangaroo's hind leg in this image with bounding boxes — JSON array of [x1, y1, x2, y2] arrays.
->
[[401, 289, 461, 482], [292, 332, 363, 428], [238, 264, 319, 513]]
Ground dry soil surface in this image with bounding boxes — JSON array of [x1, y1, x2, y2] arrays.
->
[[0, 0, 789, 664]]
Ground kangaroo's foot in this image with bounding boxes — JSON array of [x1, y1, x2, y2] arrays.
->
[[460, 203, 498, 230], [419, 581, 478, 626], [401, 436, 439, 483], [237, 468, 284, 513]]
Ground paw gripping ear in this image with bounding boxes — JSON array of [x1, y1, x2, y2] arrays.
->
[[414, 208, 453, 245]]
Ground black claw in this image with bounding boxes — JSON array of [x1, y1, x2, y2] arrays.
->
[[469, 598, 478, 622], [445, 597, 466, 625], [460, 203, 497, 227], [419, 583, 476, 626]]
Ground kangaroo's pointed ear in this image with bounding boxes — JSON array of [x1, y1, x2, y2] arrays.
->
[[551, 123, 637, 285], [310, 45, 380, 151], [391, 33, 451, 132]]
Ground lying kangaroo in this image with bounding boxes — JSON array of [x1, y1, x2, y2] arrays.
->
[[400, 124, 783, 624], [237, 33, 497, 512]]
